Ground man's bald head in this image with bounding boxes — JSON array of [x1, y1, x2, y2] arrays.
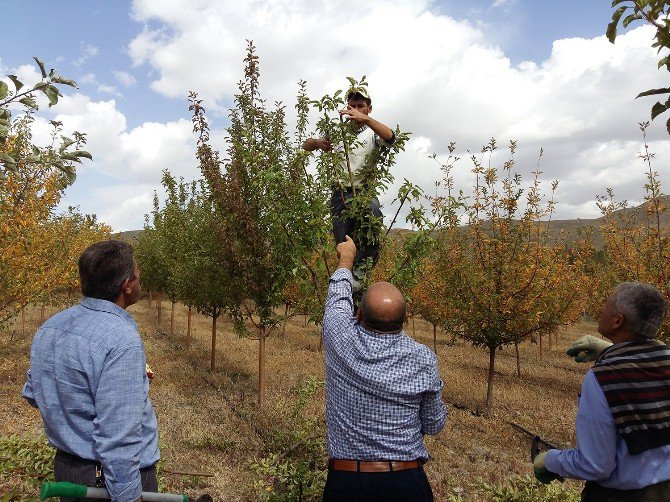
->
[[359, 281, 406, 334]]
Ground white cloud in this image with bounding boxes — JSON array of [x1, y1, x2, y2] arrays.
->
[[72, 43, 99, 68], [79, 73, 96, 85], [493, 0, 518, 7], [98, 84, 121, 96], [96, 188, 155, 232], [114, 70, 137, 87], [28, 93, 199, 230], [13, 1, 670, 232], [119, 1, 670, 223]]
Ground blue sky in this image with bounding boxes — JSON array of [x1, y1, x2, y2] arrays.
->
[[2, 0, 664, 231]]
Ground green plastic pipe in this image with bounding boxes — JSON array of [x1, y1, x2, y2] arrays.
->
[[40, 482, 187, 502]]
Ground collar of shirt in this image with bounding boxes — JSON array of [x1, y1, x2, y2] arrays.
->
[[80, 297, 138, 330], [357, 323, 404, 340]]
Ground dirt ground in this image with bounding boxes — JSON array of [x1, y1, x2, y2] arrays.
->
[[1, 297, 592, 500]]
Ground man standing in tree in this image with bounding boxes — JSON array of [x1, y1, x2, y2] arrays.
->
[[22, 240, 159, 502], [322, 235, 446, 501], [303, 86, 395, 285], [535, 282, 670, 500]]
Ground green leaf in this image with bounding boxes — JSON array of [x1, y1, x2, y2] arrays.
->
[[637, 87, 670, 98], [71, 150, 93, 160], [33, 57, 47, 78], [622, 12, 641, 28], [607, 7, 627, 43], [7, 75, 23, 92], [18, 96, 38, 109], [51, 75, 78, 88], [0, 81, 8, 100], [651, 101, 668, 120], [59, 137, 76, 152], [2, 162, 17, 174], [0, 152, 16, 164], [611, 0, 628, 5], [60, 153, 82, 163], [59, 165, 76, 185], [40, 84, 60, 107]]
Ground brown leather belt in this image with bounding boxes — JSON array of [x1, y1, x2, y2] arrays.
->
[[328, 459, 421, 472]]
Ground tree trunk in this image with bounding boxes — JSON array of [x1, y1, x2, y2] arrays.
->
[[157, 292, 162, 326], [515, 341, 521, 378], [170, 301, 176, 336], [210, 308, 218, 371], [40, 303, 45, 324], [281, 302, 289, 338], [433, 324, 437, 353], [485, 346, 497, 411], [187, 306, 192, 348], [259, 325, 266, 407]]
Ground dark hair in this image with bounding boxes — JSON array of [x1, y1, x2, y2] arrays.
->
[[78, 240, 136, 301], [347, 91, 371, 106], [360, 292, 406, 333], [613, 282, 668, 339]]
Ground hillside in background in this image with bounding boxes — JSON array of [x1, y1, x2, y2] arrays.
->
[[112, 195, 670, 248], [544, 195, 670, 247], [113, 229, 144, 242]]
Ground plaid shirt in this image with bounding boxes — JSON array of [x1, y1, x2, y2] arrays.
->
[[323, 268, 447, 461]]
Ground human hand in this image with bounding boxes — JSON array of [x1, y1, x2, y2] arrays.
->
[[339, 106, 368, 125], [336, 235, 356, 261], [566, 335, 612, 363], [303, 137, 332, 152], [146, 363, 155, 381], [533, 452, 559, 484], [313, 138, 333, 151]]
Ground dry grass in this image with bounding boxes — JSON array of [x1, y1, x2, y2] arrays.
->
[[1, 298, 594, 500]]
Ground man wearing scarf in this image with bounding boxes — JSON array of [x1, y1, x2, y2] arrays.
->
[[534, 282, 670, 501]]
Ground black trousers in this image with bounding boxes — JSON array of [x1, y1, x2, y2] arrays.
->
[[582, 479, 670, 502], [330, 188, 383, 276], [323, 468, 434, 502], [54, 450, 158, 502]]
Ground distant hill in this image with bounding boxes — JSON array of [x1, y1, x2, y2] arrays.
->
[[112, 196, 670, 249], [112, 229, 144, 243], [543, 195, 670, 247]]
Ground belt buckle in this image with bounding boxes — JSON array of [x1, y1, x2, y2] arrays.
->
[[94, 464, 104, 487]]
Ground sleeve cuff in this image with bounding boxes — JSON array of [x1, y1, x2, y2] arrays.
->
[[331, 268, 353, 281], [544, 449, 563, 476]]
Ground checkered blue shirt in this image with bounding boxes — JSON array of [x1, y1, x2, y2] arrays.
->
[[323, 268, 447, 461]]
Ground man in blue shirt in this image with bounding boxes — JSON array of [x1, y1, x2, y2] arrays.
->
[[534, 282, 670, 500], [22, 240, 159, 502], [322, 235, 447, 501]]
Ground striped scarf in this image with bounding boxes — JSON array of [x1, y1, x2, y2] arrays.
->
[[593, 339, 670, 455]]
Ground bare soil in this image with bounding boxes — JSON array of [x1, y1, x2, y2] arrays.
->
[[1, 298, 591, 500]]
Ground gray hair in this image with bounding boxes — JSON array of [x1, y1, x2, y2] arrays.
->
[[612, 282, 668, 339]]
